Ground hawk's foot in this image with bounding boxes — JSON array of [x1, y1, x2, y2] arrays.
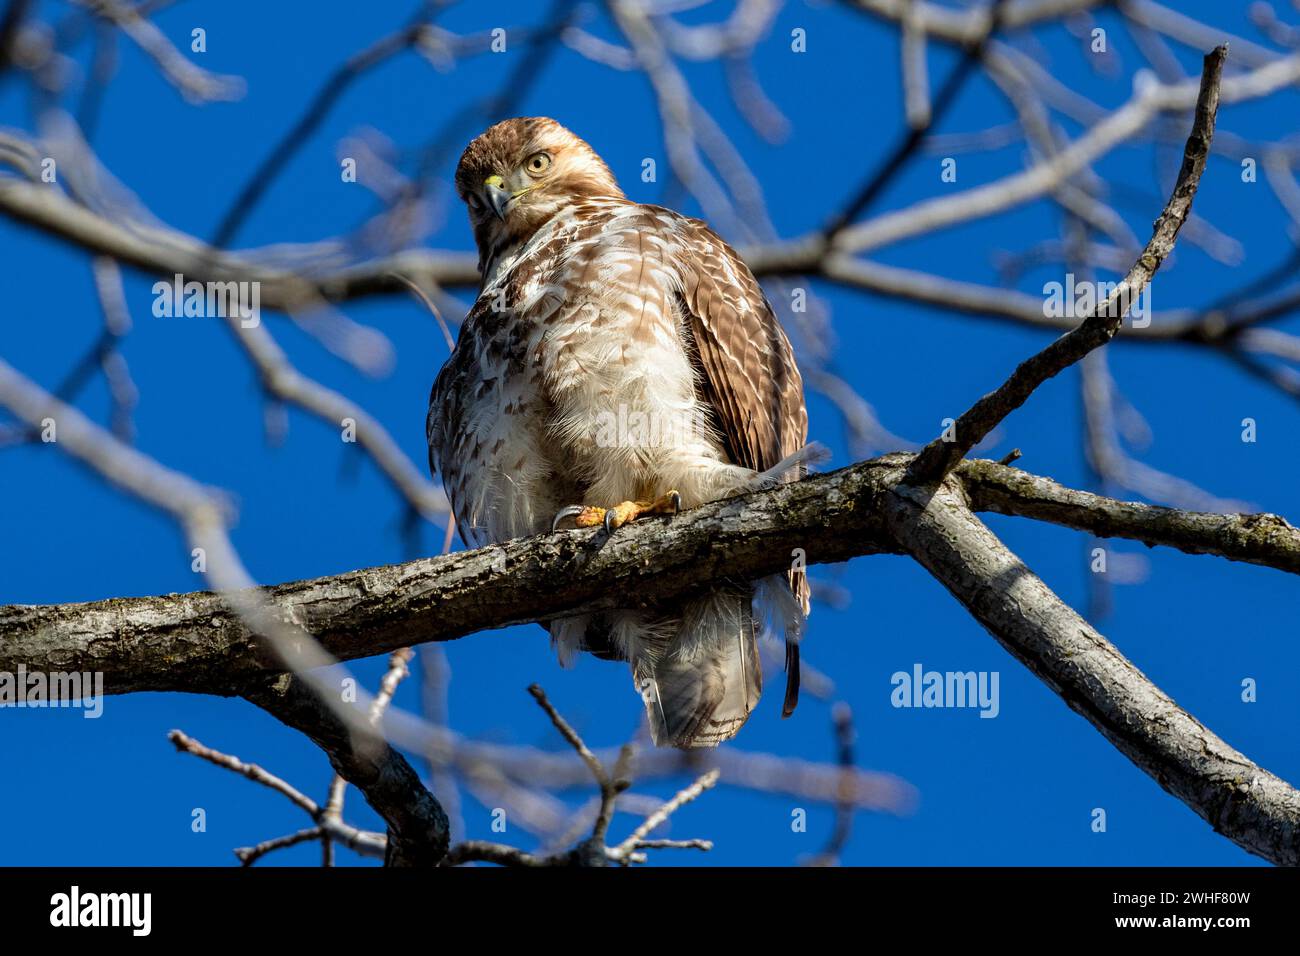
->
[[551, 490, 681, 533]]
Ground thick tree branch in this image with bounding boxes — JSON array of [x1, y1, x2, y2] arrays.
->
[[880, 471, 1300, 866], [0, 457, 900, 696], [959, 459, 1300, 574], [241, 673, 449, 867], [7, 453, 1300, 698]]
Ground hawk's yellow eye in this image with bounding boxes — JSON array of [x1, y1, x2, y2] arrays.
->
[[525, 152, 552, 176]]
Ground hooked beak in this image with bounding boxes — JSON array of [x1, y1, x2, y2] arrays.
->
[[483, 175, 514, 222]]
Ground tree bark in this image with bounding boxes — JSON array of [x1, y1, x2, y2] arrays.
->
[[881, 470, 1300, 866]]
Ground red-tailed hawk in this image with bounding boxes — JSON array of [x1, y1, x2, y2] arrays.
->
[[428, 117, 811, 748]]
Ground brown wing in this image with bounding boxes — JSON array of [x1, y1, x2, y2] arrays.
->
[[673, 213, 810, 717], [676, 219, 807, 476]]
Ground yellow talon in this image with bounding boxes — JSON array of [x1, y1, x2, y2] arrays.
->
[[574, 506, 608, 528], [567, 490, 682, 532]]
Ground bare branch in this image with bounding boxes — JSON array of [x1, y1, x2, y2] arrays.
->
[[607, 769, 720, 863], [441, 840, 554, 867], [527, 683, 609, 786], [825, 0, 1012, 237], [168, 729, 319, 816], [882, 474, 1300, 866], [801, 702, 857, 866], [905, 45, 1227, 483], [846, 0, 1102, 45], [959, 459, 1300, 574], [442, 688, 712, 867], [8, 452, 1299, 700], [169, 729, 386, 861], [243, 673, 449, 867], [834, 46, 1299, 257], [73, 0, 245, 103], [0, 455, 904, 696], [234, 828, 324, 867]]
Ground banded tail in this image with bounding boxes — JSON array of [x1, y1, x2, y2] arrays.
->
[[634, 589, 762, 749]]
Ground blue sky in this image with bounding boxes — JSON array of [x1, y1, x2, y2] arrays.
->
[[2, 0, 1297, 866]]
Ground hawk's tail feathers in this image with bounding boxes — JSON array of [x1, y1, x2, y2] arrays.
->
[[634, 591, 761, 749], [783, 641, 801, 719], [756, 571, 809, 719]]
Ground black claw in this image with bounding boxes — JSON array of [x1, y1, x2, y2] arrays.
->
[[552, 505, 584, 532], [669, 491, 682, 516], [603, 508, 617, 535]]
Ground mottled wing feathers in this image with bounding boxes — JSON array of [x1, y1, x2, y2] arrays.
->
[[675, 217, 807, 475], [672, 214, 810, 717]]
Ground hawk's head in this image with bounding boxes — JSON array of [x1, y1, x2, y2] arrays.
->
[[455, 117, 624, 270]]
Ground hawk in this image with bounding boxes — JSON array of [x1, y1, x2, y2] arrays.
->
[[428, 117, 812, 748]]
